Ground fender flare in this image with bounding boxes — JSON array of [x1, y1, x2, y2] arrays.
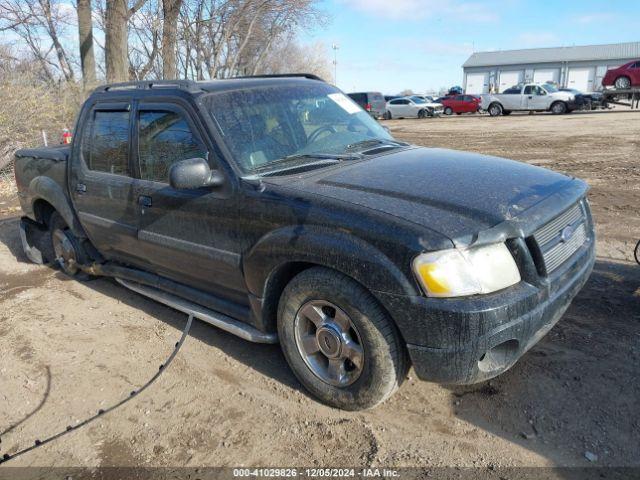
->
[[243, 225, 418, 299], [28, 176, 85, 237]]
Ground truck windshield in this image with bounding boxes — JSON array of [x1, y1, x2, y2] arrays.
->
[[204, 83, 394, 174]]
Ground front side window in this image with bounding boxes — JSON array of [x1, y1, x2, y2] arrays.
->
[[85, 110, 130, 176], [137, 110, 207, 183], [204, 84, 393, 173]]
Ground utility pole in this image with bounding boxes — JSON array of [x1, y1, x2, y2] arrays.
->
[[332, 44, 339, 85]]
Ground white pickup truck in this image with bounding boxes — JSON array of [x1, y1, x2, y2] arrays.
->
[[481, 83, 577, 116]]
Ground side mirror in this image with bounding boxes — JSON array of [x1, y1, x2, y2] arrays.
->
[[169, 158, 224, 190]]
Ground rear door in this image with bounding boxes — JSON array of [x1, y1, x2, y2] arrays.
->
[[499, 86, 524, 110], [368, 92, 386, 116], [131, 100, 246, 300], [70, 101, 143, 264]]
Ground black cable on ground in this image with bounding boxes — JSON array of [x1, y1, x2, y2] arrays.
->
[[0, 314, 193, 465]]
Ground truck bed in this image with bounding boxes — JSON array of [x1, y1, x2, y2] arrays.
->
[[14, 145, 70, 221]]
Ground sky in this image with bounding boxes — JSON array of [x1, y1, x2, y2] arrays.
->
[[303, 0, 640, 95]]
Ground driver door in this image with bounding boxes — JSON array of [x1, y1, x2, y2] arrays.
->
[[525, 85, 549, 109], [131, 100, 247, 301]]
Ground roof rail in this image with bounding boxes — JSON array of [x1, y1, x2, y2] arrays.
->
[[93, 80, 203, 94], [229, 73, 326, 82]]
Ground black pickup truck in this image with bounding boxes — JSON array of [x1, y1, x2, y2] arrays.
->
[[15, 75, 595, 410]]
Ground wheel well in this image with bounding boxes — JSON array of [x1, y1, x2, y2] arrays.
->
[[261, 261, 317, 332], [260, 262, 410, 357], [32, 199, 56, 227]]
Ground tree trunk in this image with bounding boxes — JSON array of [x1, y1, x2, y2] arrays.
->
[[77, 0, 96, 86], [161, 0, 182, 79], [105, 0, 129, 82]]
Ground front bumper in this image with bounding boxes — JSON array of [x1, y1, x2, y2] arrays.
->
[[376, 232, 595, 385]]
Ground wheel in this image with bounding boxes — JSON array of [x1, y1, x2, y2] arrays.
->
[[550, 101, 567, 114], [488, 103, 502, 116], [444, 106, 453, 115], [277, 267, 408, 410], [49, 212, 88, 278], [502, 110, 512, 116], [417, 109, 425, 119], [385, 110, 392, 120], [615, 76, 631, 89], [635, 240, 640, 265]]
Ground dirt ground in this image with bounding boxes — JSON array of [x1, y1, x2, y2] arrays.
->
[[0, 110, 639, 473]]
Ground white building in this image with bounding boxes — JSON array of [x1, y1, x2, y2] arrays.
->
[[462, 42, 640, 94]]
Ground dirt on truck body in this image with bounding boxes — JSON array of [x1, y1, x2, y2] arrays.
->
[[0, 109, 638, 471]]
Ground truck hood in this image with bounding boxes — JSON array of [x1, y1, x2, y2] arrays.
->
[[275, 147, 575, 243]]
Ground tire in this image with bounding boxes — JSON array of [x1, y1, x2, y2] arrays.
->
[[417, 109, 426, 119], [49, 212, 89, 278], [277, 267, 408, 410], [385, 110, 392, 120], [502, 110, 512, 116], [615, 76, 631, 90], [635, 240, 640, 265], [488, 103, 503, 116], [444, 106, 453, 115], [550, 101, 567, 114]]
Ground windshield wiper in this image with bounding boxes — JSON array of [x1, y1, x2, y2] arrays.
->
[[344, 139, 409, 152], [252, 152, 362, 173]]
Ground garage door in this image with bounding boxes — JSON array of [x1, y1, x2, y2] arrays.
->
[[567, 67, 595, 92], [499, 71, 523, 92], [533, 68, 559, 84], [466, 72, 489, 94]]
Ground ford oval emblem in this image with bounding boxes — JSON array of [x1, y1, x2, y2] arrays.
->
[[560, 225, 575, 243]]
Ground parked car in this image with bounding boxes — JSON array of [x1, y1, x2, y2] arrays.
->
[[437, 94, 481, 115], [412, 95, 437, 103], [15, 75, 595, 410], [385, 96, 444, 119], [481, 83, 577, 116], [559, 88, 606, 110], [602, 60, 640, 90], [447, 86, 463, 96], [347, 91, 386, 119]]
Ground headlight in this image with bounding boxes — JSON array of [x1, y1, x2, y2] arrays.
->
[[412, 243, 521, 297]]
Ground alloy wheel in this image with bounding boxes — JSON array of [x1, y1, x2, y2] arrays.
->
[[294, 300, 364, 387]]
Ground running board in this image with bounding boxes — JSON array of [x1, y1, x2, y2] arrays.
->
[[115, 278, 278, 344]]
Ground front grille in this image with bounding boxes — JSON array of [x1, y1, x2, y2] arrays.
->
[[531, 202, 588, 274]]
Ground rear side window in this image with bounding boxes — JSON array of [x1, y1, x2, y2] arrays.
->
[[85, 110, 130, 176], [348, 93, 367, 105], [503, 86, 521, 94], [137, 110, 207, 183]]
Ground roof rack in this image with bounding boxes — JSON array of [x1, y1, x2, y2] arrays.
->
[[93, 80, 203, 94], [229, 73, 326, 82]]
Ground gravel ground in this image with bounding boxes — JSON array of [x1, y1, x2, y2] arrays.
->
[[0, 110, 638, 473]]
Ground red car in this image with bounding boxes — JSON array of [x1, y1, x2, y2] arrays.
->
[[437, 94, 481, 115], [602, 60, 640, 89]]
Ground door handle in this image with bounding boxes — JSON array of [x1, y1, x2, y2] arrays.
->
[[76, 183, 87, 194], [138, 195, 152, 208]]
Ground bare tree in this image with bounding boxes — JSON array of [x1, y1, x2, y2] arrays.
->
[[77, 0, 96, 85], [0, 0, 76, 82], [104, 0, 147, 82], [161, 0, 181, 79]]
